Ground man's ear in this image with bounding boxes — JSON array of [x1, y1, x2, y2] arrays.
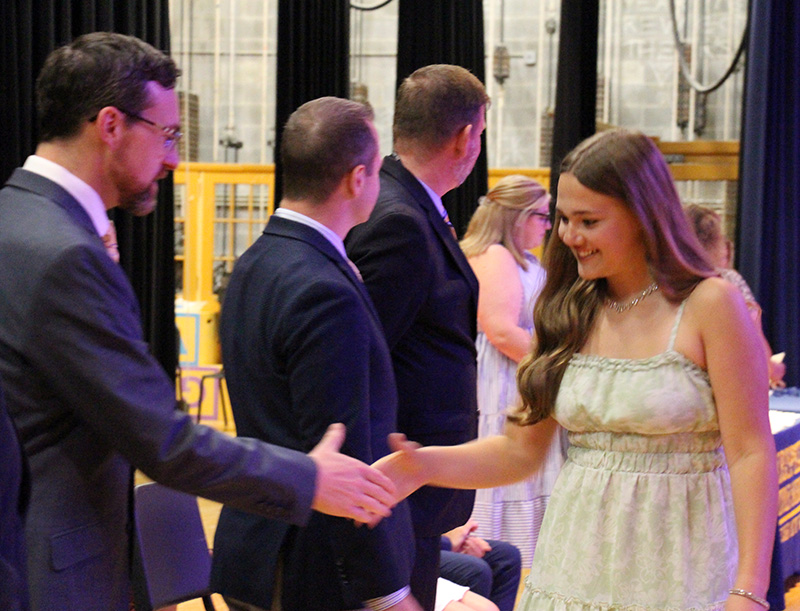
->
[[345, 164, 367, 197], [452, 123, 473, 160], [93, 106, 126, 146]]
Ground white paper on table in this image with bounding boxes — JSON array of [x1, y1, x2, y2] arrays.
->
[[769, 409, 800, 434]]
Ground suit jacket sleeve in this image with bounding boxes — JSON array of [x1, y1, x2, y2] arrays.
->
[[277, 277, 413, 601], [26, 243, 315, 525]]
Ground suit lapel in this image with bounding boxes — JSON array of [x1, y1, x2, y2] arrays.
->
[[264, 215, 382, 322], [381, 156, 479, 300], [5, 169, 98, 238]]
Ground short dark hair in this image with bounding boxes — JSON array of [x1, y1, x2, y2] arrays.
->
[[281, 97, 377, 204], [393, 64, 489, 154], [36, 32, 180, 142]]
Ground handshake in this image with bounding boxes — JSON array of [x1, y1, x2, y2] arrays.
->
[[311, 426, 426, 526], [314, 418, 546, 524]]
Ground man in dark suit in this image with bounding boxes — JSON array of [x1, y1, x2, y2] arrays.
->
[[0, 33, 396, 611], [0, 381, 30, 611], [210, 97, 419, 611], [345, 64, 490, 611]]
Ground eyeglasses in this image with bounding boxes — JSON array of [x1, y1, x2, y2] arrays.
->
[[119, 108, 183, 151]]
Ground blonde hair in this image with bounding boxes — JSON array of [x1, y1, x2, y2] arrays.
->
[[460, 175, 550, 269], [512, 129, 715, 425]]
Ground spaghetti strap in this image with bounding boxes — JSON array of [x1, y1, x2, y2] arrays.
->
[[667, 300, 688, 351]]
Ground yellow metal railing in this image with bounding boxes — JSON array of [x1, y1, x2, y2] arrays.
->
[[488, 167, 551, 190], [174, 163, 276, 303], [657, 140, 739, 181]]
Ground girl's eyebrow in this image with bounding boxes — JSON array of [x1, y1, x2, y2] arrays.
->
[[555, 207, 599, 217]]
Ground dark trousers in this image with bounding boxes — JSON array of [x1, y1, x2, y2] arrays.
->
[[410, 536, 441, 611], [439, 540, 521, 611]]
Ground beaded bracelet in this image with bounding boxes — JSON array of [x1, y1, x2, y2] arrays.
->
[[729, 589, 770, 610]]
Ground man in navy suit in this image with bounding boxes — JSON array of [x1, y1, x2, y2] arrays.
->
[[345, 64, 490, 611], [210, 97, 419, 611], [0, 381, 29, 611], [0, 33, 396, 611]]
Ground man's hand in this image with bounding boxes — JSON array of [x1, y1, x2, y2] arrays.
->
[[444, 520, 477, 552], [444, 520, 492, 558], [309, 423, 397, 524], [460, 533, 491, 558]]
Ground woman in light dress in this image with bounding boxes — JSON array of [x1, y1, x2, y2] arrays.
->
[[376, 129, 777, 611], [460, 175, 566, 566]]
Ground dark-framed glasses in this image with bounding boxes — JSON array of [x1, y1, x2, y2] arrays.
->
[[119, 108, 183, 151]]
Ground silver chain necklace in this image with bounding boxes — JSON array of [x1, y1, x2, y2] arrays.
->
[[605, 282, 659, 313]]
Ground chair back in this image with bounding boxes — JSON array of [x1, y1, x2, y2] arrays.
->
[[132, 482, 216, 610]]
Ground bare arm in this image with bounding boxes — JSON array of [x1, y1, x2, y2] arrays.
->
[[695, 279, 777, 607], [470, 245, 533, 363], [375, 417, 560, 501]]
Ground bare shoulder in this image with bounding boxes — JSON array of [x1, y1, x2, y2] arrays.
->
[[471, 243, 517, 268], [686, 276, 746, 318], [468, 243, 518, 278], [684, 276, 754, 349], [671, 278, 748, 370]]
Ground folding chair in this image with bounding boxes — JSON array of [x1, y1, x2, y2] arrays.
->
[[132, 482, 217, 611], [197, 368, 229, 428]]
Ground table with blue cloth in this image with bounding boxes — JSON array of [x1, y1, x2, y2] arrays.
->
[[768, 387, 800, 610]]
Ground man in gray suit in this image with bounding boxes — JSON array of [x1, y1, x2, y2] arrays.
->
[[0, 32, 396, 611], [0, 380, 29, 611]]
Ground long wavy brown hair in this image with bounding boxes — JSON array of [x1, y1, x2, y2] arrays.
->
[[511, 129, 715, 425]]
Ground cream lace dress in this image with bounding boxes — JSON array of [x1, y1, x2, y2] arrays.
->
[[517, 302, 737, 611]]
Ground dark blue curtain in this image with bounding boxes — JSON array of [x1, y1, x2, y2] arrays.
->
[[739, 5, 799, 606], [273, 0, 350, 204], [738, 0, 800, 388], [0, 0, 176, 377], [396, 0, 486, 237]]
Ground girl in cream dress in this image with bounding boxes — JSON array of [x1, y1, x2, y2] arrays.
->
[[377, 130, 776, 611]]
